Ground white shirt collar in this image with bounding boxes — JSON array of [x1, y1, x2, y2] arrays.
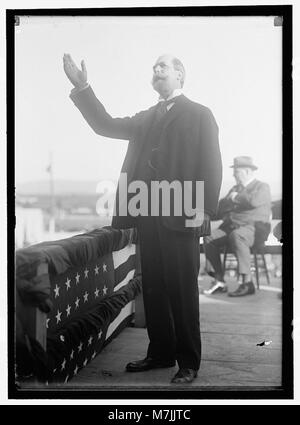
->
[[158, 88, 183, 102]]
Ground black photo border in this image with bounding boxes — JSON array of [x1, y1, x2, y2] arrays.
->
[[7, 5, 293, 400]]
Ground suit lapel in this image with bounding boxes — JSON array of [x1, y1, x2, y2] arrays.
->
[[160, 94, 188, 133], [128, 96, 189, 179], [244, 179, 258, 192], [125, 105, 158, 180]]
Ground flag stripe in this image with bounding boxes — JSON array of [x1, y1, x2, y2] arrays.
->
[[105, 301, 134, 340], [114, 269, 135, 292], [114, 254, 136, 288], [112, 243, 136, 269]]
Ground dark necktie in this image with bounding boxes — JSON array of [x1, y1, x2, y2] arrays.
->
[[154, 97, 177, 123]]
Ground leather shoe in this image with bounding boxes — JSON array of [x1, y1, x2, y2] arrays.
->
[[171, 368, 198, 384], [126, 357, 176, 372], [228, 281, 255, 297]]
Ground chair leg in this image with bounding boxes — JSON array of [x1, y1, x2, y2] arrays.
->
[[254, 252, 259, 290], [262, 253, 270, 285]]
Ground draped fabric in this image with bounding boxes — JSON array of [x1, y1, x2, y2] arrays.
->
[[15, 227, 141, 384], [16, 227, 138, 277]]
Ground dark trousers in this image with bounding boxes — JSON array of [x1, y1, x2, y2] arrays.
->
[[137, 216, 201, 370]]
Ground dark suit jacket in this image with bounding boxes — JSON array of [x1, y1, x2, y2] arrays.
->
[[70, 87, 222, 234], [218, 179, 272, 232]]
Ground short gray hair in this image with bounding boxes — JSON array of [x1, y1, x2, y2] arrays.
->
[[172, 57, 186, 87]]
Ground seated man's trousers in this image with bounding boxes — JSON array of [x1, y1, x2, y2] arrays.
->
[[204, 224, 255, 280]]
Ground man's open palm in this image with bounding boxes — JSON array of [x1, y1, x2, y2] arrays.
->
[[63, 53, 87, 88]]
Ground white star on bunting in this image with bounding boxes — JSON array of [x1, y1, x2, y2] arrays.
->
[[55, 309, 62, 324], [83, 358, 88, 367], [92, 351, 97, 359], [103, 263, 107, 272], [66, 304, 71, 317], [70, 350, 74, 360], [61, 358, 66, 370], [65, 278, 71, 290], [75, 272, 80, 284], [75, 297, 80, 309], [94, 288, 100, 298], [60, 335, 65, 342], [78, 342, 83, 353], [88, 336, 93, 346], [54, 284, 60, 298], [84, 268, 89, 278], [46, 318, 50, 329], [83, 291, 89, 303], [103, 285, 108, 296], [74, 365, 79, 375], [98, 330, 103, 340], [94, 265, 99, 275], [64, 375, 69, 383]]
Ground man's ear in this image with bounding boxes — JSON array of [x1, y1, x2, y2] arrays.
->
[[176, 70, 183, 81]]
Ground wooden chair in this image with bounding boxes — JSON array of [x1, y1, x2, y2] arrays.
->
[[222, 222, 271, 290]]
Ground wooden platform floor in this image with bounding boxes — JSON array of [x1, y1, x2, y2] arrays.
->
[[63, 276, 282, 390]]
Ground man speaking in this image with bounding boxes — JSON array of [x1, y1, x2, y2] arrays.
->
[[63, 53, 222, 384]]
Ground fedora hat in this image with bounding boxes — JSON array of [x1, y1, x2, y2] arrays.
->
[[230, 156, 258, 170]]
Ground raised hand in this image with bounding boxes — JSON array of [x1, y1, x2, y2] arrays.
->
[[63, 53, 87, 88]]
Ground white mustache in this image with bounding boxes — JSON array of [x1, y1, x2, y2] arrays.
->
[[153, 75, 167, 83]]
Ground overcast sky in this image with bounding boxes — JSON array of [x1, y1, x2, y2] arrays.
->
[[15, 15, 282, 198]]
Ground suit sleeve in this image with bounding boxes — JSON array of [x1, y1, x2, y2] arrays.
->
[[70, 85, 142, 140], [233, 182, 271, 209], [196, 108, 223, 218]]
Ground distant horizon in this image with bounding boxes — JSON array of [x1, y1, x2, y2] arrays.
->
[[16, 176, 282, 200]]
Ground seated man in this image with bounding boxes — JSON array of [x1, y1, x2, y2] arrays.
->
[[203, 156, 271, 297]]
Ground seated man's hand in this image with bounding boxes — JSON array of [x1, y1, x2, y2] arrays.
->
[[63, 53, 87, 88]]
